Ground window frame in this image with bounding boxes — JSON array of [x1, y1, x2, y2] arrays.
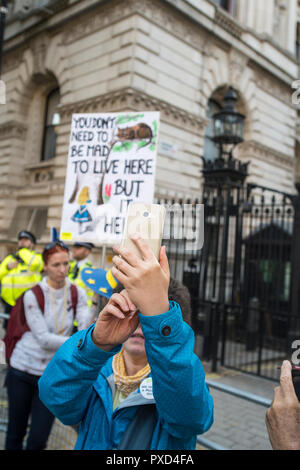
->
[[204, 98, 222, 162], [214, 0, 236, 16], [296, 23, 300, 61], [41, 87, 60, 162], [7, 206, 49, 241]]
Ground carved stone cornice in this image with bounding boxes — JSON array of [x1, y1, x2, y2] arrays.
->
[[238, 140, 294, 169], [0, 185, 19, 197], [61, 0, 207, 52], [59, 88, 208, 134], [7, 0, 69, 23], [0, 121, 28, 139], [215, 8, 244, 39], [24, 162, 55, 185]]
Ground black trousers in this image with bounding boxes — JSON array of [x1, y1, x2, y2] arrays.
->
[[5, 367, 55, 450], [1, 299, 11, 330]]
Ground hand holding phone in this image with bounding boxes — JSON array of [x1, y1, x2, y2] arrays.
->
[[121, 202, 165, 259], [112, 202, 169, 316]]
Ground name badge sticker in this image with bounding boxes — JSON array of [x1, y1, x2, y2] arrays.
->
[[140, 377, 153, 400]]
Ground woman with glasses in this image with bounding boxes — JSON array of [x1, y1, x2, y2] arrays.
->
[[5, 240, 94, 450]]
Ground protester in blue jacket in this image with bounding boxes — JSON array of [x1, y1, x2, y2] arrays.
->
[[39, 234, 214, 450]]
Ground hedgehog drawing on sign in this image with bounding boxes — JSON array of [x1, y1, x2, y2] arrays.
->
[[71, 186, 92, 235]]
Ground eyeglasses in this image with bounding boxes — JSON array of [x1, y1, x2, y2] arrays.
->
[[43, 240, 70, 252]]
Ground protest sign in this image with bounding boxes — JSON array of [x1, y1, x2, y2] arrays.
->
[[60, 112, 160, 245]]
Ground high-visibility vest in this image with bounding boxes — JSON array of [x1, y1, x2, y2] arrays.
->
[[68, 259, 94, 307], [0, 248, 44, 307]]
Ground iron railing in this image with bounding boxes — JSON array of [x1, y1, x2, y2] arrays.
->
[[156, 185, 298, 381], [197, 380, 272, 451]]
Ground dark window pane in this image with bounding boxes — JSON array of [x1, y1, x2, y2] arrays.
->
[[8, 207, 35, 239], [296, 23, 300, 60], [7, 207, 48, 240], [29, 208, 48, 239], [213, 0, 236, 15], [43, 126, 57, 161], [41, 88, 60, 161]]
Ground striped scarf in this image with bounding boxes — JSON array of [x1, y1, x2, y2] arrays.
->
[[112, 349, 151, 397]]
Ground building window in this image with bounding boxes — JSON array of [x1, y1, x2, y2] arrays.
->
[[41, 88, 60, 161], [273, 0, 287, 48], [8, 207, 48, 240], [296, 23, 300, 61], [213, 0, 236, 15], [203, 99, 222, 161]]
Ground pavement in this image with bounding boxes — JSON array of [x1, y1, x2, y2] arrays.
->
[[199, 363, 276, 450]]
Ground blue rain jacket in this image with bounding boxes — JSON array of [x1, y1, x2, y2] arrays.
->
[[39, 301, 214, 450]]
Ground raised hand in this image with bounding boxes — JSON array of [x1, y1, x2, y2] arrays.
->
[[92, 290, 139, 351], [111, 233, 170, 316], [266, 361, 300, 450]]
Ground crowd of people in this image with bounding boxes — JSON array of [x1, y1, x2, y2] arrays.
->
[[0, 229, 299, 451]]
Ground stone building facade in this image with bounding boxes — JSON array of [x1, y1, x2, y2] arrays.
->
[[0, 0, 299, 260]]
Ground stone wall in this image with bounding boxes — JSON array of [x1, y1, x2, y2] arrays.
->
[[0, 0, 298, 249]]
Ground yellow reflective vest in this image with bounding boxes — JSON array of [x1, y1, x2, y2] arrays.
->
[[68, 259, 94, 307], [0, 248, 44, 306]]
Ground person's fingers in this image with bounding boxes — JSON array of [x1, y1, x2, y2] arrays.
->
[[280, 360, 296, 396], [282, 359, 292, 373], [111, 266, 127, 286], [129, 233, 154, 260], [159, 246, 170, 277], [117, 291, 137, 313], [272, 385, 283, 404], [112, 244, 140, 267], [112, 255, 135, 277], [109, 293, 130, 313], [119, 289, 137, 312], [104, 304, 125, 320]]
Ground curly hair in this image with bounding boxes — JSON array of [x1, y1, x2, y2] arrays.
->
[[167, 277, 192, 326], [113, 277, 192, 326]]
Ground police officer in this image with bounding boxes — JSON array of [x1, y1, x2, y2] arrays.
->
[[0, 230, 43, 327], [68, 242, 95, 307]]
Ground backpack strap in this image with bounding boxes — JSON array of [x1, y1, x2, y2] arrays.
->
[[70, 284, 78, 316], [30, 284, 78, 315], [31, 284, 45, 313]]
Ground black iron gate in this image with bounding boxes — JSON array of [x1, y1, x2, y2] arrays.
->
[[159, 157, 300, 381]]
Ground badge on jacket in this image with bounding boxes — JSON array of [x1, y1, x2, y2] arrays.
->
[[140, 377, 153, 400]]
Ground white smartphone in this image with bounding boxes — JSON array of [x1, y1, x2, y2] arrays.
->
[[121, 202, 166, 259]]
